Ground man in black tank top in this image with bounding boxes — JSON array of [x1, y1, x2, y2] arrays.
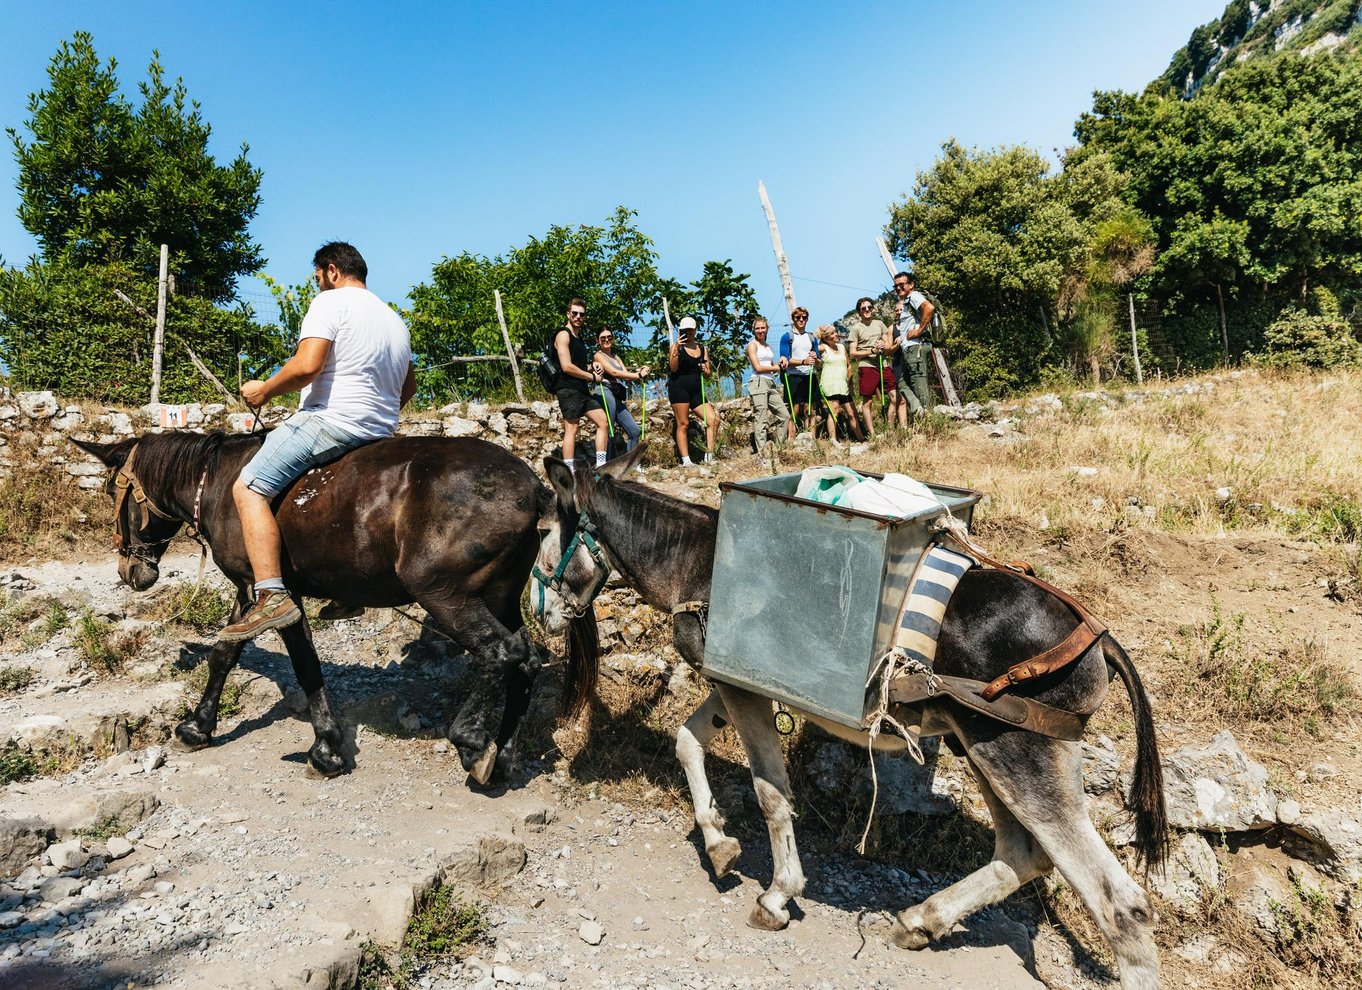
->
[[553, 298, 610, 470]]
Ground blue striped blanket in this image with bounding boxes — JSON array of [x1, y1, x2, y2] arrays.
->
[[893, 544, 975, 668]]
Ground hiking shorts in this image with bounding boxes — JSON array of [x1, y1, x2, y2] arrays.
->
[[858, 365, 897, 398], [239, 411, 370, 498], [556, 385, 603, 421]]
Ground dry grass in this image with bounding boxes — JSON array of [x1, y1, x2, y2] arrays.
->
[[0, 429, 112, 563]]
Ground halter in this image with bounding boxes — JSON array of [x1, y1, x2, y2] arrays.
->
[[532, 509, 611, 620], [111, 444, 210, 574]]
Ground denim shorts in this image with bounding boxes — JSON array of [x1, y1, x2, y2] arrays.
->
[[239, 411, 370, 497]]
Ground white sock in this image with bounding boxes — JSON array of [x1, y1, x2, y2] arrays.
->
[[704, 453, 715, 463], [596, 451, 607, 467], [566, 460, 576, 473], [681, 457, 693, 466]]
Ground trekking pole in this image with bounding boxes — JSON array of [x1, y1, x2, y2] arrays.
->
[[878, 354, 886, 410], [599, 383, 615, 440], [639, 380, 647, 438], [783, 373, 796, 430]]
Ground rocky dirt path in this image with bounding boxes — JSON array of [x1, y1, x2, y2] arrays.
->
[[1, 551, 1044, 990]]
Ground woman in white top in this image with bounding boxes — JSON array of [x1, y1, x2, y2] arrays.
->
[[817, 324, 863, 442], [744, 316, 792, 448], [593, 329, 650, 453]]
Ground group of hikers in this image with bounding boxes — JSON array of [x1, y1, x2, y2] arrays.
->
[[549, 270, 939, 469], [216, 241, 937, 639]]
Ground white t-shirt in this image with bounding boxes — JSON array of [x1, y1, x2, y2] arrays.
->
[[298, 286, 412, 439], [787, 331, 815, 375], [896, 290, 930, 350]]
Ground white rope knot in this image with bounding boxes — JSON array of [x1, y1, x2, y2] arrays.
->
[[857, 647, 933, 855]]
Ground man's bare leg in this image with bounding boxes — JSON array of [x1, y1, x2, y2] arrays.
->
[[233, 480, 283, 583]]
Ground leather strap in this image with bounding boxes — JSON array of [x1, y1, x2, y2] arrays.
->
[[888, 671, 1087, 742], [935, 527, 1107, 702]]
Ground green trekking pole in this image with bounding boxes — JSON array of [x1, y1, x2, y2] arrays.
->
[[639, 380, 646, 438], [783, 372, 796, 430], [599, 383, 615, 440], [878, 354, 887, 411]]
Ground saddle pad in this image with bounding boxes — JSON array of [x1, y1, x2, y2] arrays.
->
[[894, 543, 974, 668]]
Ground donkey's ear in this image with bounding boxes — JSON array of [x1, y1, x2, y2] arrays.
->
[[543, 457, 577, 510], [70, 436, 136, 469], [598, 444, 645, 480]]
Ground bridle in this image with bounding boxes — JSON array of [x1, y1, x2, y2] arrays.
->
[[111, 444, 209, 571], [532, 509, 611, 620]]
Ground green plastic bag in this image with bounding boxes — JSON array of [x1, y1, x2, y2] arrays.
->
[[794, 466, 866, 505]]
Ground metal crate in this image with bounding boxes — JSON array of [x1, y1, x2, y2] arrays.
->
[[701, 472, 980, 728]]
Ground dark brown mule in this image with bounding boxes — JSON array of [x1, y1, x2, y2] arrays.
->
[[73, 431, 552, 785]]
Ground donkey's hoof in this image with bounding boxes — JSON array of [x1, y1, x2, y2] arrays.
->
[[308, 743, 345, 778], [707, 838, 742, 878], [891, 921, 931, 951], [468, 742, 498, 787], [746, 900, 789, 932], [174, 721, 212, 751]]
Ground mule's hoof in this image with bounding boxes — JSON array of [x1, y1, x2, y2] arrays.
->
[[891, 921, 931, 950], [746, 900, 789, 932], [308, 744, 345, 778], [174, 721, 212, 751], [468, 742, 498, 787], [707, 837, 742, 878]]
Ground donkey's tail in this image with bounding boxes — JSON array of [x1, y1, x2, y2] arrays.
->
[[561, 610, 600, 722], [1102, 635, 1168, 872]]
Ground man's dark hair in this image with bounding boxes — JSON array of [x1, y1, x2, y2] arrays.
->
[[567, 297, 587, 312], [313, 242, 368, 281], [895, 271, 915, 285], [856, 296, 875, 310]]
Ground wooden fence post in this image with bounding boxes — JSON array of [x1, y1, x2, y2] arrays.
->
[[758, 181, 798, 316], [1129, 292, 1143, 385], [493, 290, 525, 402], [150, 244, 168, 404]]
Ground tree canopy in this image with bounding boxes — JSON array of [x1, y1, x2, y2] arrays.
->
[[406, 208, 759, 401], [8, 32, 264, 302], [884, 141, 1130, 395]]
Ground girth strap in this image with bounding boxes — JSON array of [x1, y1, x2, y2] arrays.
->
[[888, 671, 1087, 742]]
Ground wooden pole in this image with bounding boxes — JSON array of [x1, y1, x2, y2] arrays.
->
[[874, 237, 960, 407], [1128, 292, 1143, 386], [493, 290, 525, 402], [662, 296, 676, 346], [150, 243, 168, 404], [758, 181, 798, 317]]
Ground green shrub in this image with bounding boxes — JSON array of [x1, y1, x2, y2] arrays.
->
[[74, 611, 128, 673], [1258, 309, 1362, 369], [0, 748, 40, 785], [0, 665, 35, 695]]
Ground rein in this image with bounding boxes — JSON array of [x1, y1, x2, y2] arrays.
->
[[532, 509, 611, 620]]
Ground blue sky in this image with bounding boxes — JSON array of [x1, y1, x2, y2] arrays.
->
[[0, 1, 1226, 336]]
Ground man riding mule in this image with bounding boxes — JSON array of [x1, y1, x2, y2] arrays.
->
[[225, 241, 415, 641], [533, 447, 1168, 990], [72, 248, 559, 784]]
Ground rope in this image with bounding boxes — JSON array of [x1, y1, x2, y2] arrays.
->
[[857, 647, 931, 855]]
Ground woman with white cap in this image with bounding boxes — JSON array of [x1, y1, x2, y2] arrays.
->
[[667, 316, 720, 465]]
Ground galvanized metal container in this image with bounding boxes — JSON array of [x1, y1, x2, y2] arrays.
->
[[701, 472, 980, 728]]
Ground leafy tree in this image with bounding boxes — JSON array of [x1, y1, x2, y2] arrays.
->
[[674, 260, 760, 378], [406, 207, 664, 401], [1075, 49, 1362, 356], [8, 32, 263, 302], [883, 141, 1127, 396], [0, 259, 284, 404]]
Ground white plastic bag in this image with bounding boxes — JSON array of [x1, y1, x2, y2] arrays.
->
[[841, 472, 943, 517]]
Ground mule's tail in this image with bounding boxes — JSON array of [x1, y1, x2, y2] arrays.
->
[[561, 610, 600, 721], [1102, 635, 1168, 872]]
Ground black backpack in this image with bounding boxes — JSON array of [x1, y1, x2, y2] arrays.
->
[[536, 330, 563, 392]]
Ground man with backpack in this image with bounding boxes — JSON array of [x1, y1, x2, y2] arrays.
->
[[891, 271, 936, 418]]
